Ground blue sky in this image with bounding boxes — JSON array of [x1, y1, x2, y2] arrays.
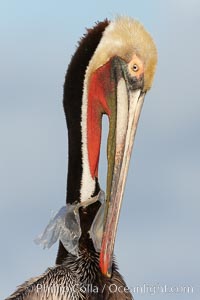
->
[[1, 1, 200, 299]]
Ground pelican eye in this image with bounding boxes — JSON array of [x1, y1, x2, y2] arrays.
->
[[132, 64, 139, 72]]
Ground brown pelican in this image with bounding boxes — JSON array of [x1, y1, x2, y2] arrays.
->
[[6, 17, 157, 299]]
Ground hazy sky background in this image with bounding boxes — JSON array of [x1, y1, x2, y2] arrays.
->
[[1, 1, 200, 299]]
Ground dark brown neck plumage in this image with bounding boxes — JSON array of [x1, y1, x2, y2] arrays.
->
[[63, 19, 109, 205]]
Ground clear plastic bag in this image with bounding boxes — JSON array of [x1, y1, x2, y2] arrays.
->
[[35, 190, 106, 256]]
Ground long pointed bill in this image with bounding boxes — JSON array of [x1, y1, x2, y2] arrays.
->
[[99, 75, 146, 277]]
